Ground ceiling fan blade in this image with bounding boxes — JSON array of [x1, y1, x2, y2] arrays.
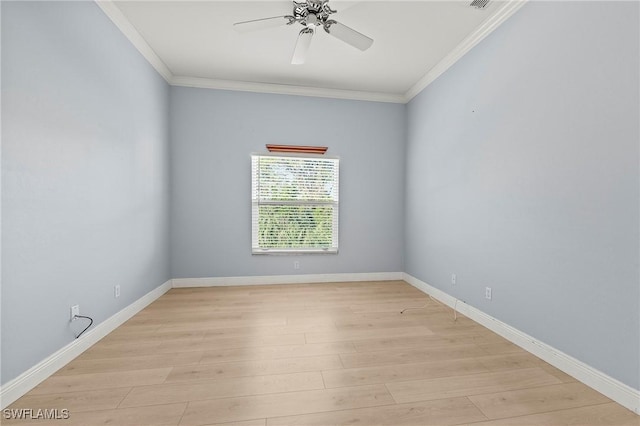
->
[[233, 16, 291, 33], [291, 28, 314, 65], [325, 21, 373, 51]]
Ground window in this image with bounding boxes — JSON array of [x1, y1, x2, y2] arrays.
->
[[251, 153, 339, 254]]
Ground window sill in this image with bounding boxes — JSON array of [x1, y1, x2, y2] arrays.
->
[[252, 248, 338, 255]]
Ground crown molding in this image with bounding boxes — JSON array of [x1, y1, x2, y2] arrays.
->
[[403, 0, 528, 102], [171, 75, 406, 104], [95, 0, 525, 104], [94, 0, 403, 103], [95, 0, 173, 83]]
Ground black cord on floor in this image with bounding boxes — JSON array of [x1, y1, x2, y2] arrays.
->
[[73, 315, 93, 339], [400, 296, 458, 321]]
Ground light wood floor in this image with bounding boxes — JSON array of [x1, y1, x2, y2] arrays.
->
[[6, 281, 639, 425]]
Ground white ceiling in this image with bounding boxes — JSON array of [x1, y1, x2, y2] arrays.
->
[[105, 1, 525, 102]]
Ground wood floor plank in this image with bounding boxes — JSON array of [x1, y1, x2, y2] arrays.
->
[[348, 301, 431, 314], [199, 342, 356, 364], [266, 396, 487, 426], [284, 313, 349, 326], [332, 311, 475, 330], [155, 334, 306, 353], [101, 330, 206, 344], [351, 333, 505, 353], [468, 382, 611, 419], [466, 402, 639, 425], [307, 297, 427, 309], [179, 385, 395, 425], [166, 355, 342, 383], [305, 326, 434, 344], [93, 335, 204, 348], [205, 421, 266, 426], [386, 367, 562, 403], [333, 317, 450, 331], [120, 372, 325, 408], [351, 335, 460, 352], [477, 352, 544, 372], [158, 317, 288, 332], [57, 352, 203, 375], [160, 303, 311, 314], [331, 309, 440, 323], [322, 358, 490, 388], [339, 343, 488, 368], [284, 306, 355, 318], [203, 323, 338, 338], [28, 368, 172, 395]]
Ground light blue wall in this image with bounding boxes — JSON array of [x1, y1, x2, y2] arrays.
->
[[170, 87, 405, 278], [405, 1, 639, 389], [1, 1, 171, 384]]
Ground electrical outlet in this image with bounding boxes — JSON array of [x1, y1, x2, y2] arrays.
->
[[70, 305, 80, 321], [114, 285, 121, 298], [485, 287, 492, 300], [293, 261, 300, 270], [451, 273, 457, 285]]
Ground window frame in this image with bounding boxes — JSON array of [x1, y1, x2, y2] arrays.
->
[[251, 152, 339, 255]]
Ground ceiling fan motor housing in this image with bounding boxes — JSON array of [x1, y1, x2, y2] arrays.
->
[[293, 0, 337, 29]]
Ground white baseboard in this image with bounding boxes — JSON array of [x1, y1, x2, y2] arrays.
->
[[402, 273, 640, 415], [172, 272, 404, 288], [0, 280, 172, 409]]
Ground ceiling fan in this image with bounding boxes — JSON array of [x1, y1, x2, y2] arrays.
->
[[233, 0, 373, 65]]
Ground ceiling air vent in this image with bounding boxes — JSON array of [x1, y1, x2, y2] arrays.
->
[[470, 0, 490, 9]]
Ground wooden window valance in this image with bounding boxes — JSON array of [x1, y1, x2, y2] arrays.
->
[[266, 144, 328, 155]]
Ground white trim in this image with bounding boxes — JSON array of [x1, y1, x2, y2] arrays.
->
[[171, 76, 405, 104], [0, 280, 172, 409], [402, 273, 640, 415], [172, 272, 403, 288], [95, 1, 173, 83], [94, 1, 525, 104], [403, 0, 528, 102]]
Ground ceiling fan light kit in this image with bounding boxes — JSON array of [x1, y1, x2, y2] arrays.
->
[[233, 0, 374, 65]]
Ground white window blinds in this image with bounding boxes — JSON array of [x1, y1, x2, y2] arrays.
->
[[251, 154, 339, 254]]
